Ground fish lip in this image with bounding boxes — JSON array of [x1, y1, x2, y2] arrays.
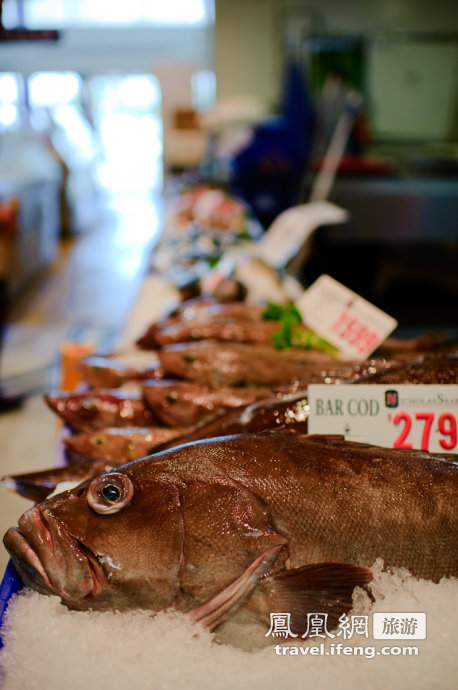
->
[[3, 526, 56, 593], [5, 508, 106, 601]]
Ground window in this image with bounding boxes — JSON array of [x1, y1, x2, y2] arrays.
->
[[1, 0, 213, 28], [0, 73, 21, 128]]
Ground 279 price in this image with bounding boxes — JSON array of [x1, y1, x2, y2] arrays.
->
[[389, 411, 457, 451], [331, 311, 380, 355]]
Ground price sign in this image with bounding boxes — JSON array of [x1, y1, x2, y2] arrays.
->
[[296, 275, 397, 360], [308, 385, 458, 453]]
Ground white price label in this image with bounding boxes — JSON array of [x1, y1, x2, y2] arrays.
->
[[308, 385, 458, 453], [296, 275, 397, 360]]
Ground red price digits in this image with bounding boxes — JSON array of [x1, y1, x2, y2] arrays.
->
[[438, 413, 457, 450], [330, 311, 379, 354], [392, 412, 413, 449], [392, 411, 457, 451]]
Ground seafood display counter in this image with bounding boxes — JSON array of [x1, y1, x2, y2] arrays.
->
[[0, 184, 457, 690]]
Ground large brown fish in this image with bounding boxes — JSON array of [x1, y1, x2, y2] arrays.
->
[[4, 434, 457, 641]]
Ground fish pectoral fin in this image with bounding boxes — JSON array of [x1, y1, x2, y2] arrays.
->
[[256, 561, 373, 638], [189, 544, 284, 631]]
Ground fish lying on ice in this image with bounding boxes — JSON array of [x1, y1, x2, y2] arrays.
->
[[63, 426, 189, 464], [149, 317, 279, 348], [0, 393, 311, 498], [44, 391, 157, 432], [78, 356, 164, 389], [155, 391, 310, 450], [142, 380, 272, 427], [158, 341, 403, 387], [99, 353, 458, 452], [4, 433, 457, 642], [45, 352, 405, 431], [136, 302, 263, 349], [1, 461, 115, 503], [354, 353, 458, 384]]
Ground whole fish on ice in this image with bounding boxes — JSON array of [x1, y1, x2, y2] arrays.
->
[[4, 433, 457, 641]]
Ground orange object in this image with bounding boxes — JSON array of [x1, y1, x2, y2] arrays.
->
[[59, 342, 95, 392], [0, 198, 19, 278]]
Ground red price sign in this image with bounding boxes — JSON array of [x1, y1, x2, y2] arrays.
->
[[330, 310, 380, 356], [389, 411, 457, 451]]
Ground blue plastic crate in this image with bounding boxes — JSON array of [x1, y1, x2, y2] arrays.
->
[[0, 560, 22, 648]]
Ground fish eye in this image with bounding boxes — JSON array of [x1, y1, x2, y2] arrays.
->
[[101, 484, 121, 501], [87, 473, 133, 515]]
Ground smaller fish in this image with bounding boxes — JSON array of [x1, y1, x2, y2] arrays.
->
[[158, 341, 404, 388], [376, 332, 454, 355], [2, 427, 191, 502], [142, 381, 272, 427], [78, 356, 164, 389], [155, 392, 310, 451], [136, 302, 263, 349], [44, 390, 157, 432], [64, 426, 188, 464], [355, 354, 458, 384], [1, 461, 114, 502], [151, 317, 279, 348]]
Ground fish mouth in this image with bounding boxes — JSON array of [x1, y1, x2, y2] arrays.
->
[[3, 507, 106, 601], [3, 527, 55, 594]]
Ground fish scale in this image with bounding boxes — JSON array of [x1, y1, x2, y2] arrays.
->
[[150, 433, 457, 582]]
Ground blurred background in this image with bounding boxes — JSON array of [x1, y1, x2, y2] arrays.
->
[[0, 0, 456, 390], [0, 0, 456, 576]]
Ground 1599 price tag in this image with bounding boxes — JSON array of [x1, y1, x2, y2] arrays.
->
[[330, 310, 381, 357], [296, 275, 397, 361], [389, 411, 457, 451]]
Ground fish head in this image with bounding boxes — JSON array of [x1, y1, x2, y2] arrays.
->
[[65, 429, 114, 456], [3, 464, 183, 612], [44, 392, 115, 430], [64, 428, 134, 462], [143, 381, 202, 426]]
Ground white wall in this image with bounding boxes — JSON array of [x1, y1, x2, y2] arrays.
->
[[214, 0, 458, 107], [214, 0, 277, 105]]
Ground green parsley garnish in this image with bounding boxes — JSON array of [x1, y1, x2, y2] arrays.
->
[[262, 302, 338, 357]]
